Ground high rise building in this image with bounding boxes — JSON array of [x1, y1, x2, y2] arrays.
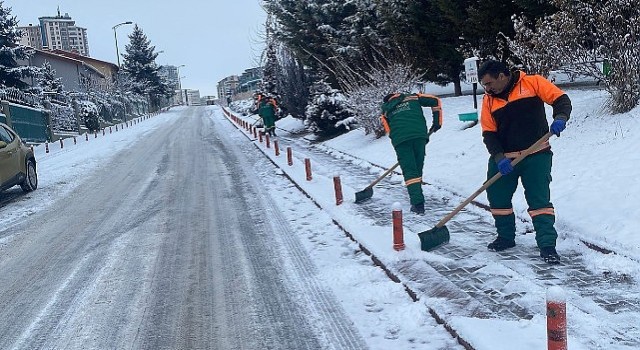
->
[[18, 9, 90, 56], [18, 24, 43, 49]]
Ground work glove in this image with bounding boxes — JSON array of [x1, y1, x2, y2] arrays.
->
[[497, 157, 514, 176], [429, 123, 441, 134], [550, 119, 566, 136]]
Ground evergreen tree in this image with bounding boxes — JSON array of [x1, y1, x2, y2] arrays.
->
[[37, 61, 64, 93], [261, 15, 283, 99], [37, 61, 64, 94], [0, 1, 36, 90], [121, 24, 171, 111], [305, 76, 355, 137]]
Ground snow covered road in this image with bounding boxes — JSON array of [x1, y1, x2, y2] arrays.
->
[[0, 106, 463, 349]]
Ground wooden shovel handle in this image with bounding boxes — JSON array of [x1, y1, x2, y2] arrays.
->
[[368, 162, 400, 189], [369, 131, 435, 189], [435, 132, 553, 228]]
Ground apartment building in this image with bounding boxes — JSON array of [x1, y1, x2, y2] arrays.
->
[[18, 9, 90, 56], [216, 75, 240, 103], [18, 24, 43, 49]]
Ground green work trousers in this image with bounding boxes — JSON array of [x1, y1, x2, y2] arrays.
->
[[486, 151, 558, 248], [394, 138, 427, 205]]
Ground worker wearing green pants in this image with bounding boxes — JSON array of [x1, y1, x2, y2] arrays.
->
[[486, 152, 557, 248], [381, 93, 443, 214]]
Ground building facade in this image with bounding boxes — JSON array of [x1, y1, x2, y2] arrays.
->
[[19, 49, 106, 93], [18, 9, 90, 56], [50, 50, 118, 85], [216, 75, 240, 104], [18, 24, 43, 50]]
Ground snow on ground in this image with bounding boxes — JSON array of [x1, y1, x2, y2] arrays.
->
[[225, 85, 640, 349], [2, 83, 639, 349]]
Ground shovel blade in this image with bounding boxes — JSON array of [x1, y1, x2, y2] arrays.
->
[[418, 225, 450, 251], [354, 187, 373, 203]]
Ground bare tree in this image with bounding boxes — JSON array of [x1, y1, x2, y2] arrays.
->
[[507, 0, 640, 113]]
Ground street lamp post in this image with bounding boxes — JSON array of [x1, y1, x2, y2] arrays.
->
[[112, 21, 133, 67]]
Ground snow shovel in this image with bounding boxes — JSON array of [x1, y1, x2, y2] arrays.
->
[[355, 130, 435, 203], [354, 162, 401, 203], [418, 132, 553, 251]]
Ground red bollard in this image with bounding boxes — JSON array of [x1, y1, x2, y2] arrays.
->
[[265, 134, 270, 148], [287, 147, 293, 166], [253, 127, 257, 139], [73, 136, 77, 145], [305, 158, 312, 181], [45, 142, 49, 153], [392, 203, 405, 251], [109, 126, 112, 134], [258, 131, 263, 143], [274, 139, 280, 156], [333, 174, 343, 205], [59, 139, 63, 149], [85, 133, 89, 141], [116, 124, 118, 132], [547, 286, 567, 350]]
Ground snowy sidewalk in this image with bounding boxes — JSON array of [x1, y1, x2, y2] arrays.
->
[[221, 105, 640, 350]]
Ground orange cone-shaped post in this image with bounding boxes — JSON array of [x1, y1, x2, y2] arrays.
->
[[392, 203, 405, 251], [547, 286, 567, 350]]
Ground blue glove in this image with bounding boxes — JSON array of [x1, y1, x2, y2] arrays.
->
[[497, 158, 514, 176], [550, 119, 566, 136]]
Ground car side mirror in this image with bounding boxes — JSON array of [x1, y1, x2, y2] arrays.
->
[[0, 141, 7, 149]]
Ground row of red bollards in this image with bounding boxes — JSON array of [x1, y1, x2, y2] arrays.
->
[[226, 108, 569, 350]]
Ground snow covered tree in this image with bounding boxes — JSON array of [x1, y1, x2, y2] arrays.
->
[[76, 100, 101, 132], [278, 45, 310, 119], [121, 24, 171, 111], [305, 77, 355, 137], [0, 2, 37, 90], [333, 51, 424, 137], [261, 15, 283, 100], [37, 60, 64, 94], [507, 0, 640, 113]]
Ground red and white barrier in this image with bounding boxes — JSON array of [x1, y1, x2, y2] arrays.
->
[[305, 158, 312, 181], [333, 173, 343, 206], [547, 286, 567, 350], [392, 202, 404, 251]]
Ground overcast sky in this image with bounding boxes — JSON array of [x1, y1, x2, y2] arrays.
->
[[5, 0, 267, 97]]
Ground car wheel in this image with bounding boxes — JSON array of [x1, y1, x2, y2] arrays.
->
[[20, 159, 38, 192]]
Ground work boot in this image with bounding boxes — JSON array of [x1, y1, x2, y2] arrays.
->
[[540, 246, 561, 264], [410, 202, 425, 215], [487, 237, 516, 252]]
